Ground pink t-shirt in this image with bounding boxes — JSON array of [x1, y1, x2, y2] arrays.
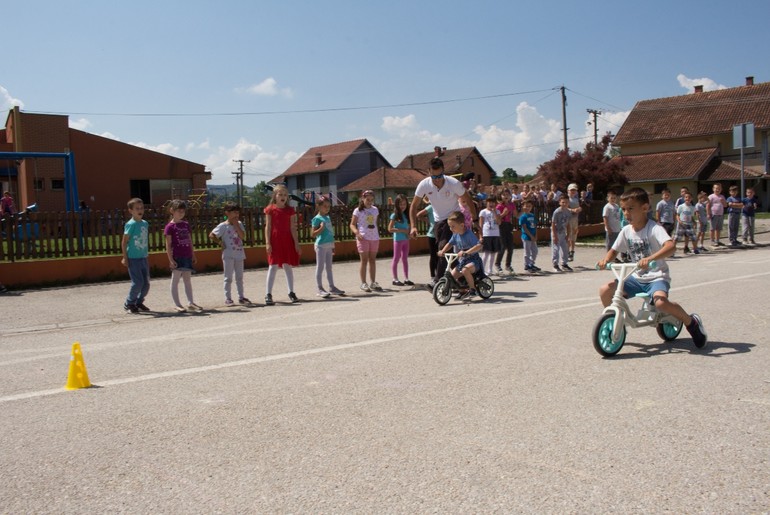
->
[[496, 201, 517, 223], [708, 193, 725, 216]]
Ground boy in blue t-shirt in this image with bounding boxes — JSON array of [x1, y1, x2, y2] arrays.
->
[[742, 187, 759, 245], [519, 199, 540, 272], [725, 185, 743, 247], [121, 198, 150, 313], [438, 211, 483, 300]]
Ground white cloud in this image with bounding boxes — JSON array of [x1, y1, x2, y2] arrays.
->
[[677, 74, 728, 93], [185, 139, 210, 152], [202, 138, 298, 186], [0, 85, 24, 109], [237, 77, 293, 98], [130, 141, 180, 155], [375, 103, 569, 174], [69, 118, 92, 130]]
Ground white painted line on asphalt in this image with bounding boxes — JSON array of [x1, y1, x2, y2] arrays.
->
[[0, 301, 597, 404], [2, 266, 768, 403]]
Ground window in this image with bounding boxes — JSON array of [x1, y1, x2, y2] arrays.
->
[[34, 179, 45, 191], [653, 183, 668, 194], [296, 175, 305, 192], [51, 179, 65, 190], [319, 172, 329, 189]]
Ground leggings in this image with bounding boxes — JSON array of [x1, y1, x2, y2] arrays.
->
[[495, 221, 514, 268], [266, 264, 294, 294], [222, 257, 245, 301], [171, 270, 194, 307], [314, 243, 336, 290], [391, 239, 410, 279]]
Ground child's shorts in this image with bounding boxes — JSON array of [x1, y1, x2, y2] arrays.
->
[[676, 223, 695, 239], [481, 235, 501, 252], [174, 256, 194, 271], [459, 253, 483, 273], [711, 215, 724, 231], [698, 220, 708, 234], [356, 238, 380, 254], [620, 275, 669, 300]]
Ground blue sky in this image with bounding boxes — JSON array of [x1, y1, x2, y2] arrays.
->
[[3, 0, 768, 186]]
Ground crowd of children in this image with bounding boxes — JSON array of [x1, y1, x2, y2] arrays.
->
[[116, 181, 760, 324]]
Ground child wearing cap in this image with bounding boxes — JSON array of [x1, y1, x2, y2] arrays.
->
[[566, 183, 582, 261]]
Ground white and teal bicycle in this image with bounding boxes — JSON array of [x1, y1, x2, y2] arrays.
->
[[592, 261, 683, 357]]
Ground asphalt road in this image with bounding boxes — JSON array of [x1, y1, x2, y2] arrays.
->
[[1, 234, 769, 513]]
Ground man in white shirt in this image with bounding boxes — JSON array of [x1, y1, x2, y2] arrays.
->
[[409, 157, 476, 286]]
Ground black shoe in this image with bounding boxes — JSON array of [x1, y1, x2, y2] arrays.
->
[[403, 280, 414, 286], [0, 285, 7, 293], [459, 289, 477, 301], [136, 302, 150, 312], [392, 279, 404, 286], [124, 303, 139, 314], [561, 263, 573, 272], [264, 294, 275, 306], [568, 251, 574, 261], [288, 292, 299, 303], [687, 314, 707, 348]]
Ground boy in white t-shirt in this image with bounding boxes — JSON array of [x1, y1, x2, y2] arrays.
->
[[597, 188, 707, 349]]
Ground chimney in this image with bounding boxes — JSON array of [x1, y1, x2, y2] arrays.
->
[[408, 154, 414, 168], [456, 155, 462, 166], [694, 85, 704, 93], [434, 146, 442, 157], [315, 152, 322, 166], [746, 76, 754, 86]]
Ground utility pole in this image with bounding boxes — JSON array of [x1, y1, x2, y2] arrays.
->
[[561, 86, 569, 152], [586, 108, 602, 146], [232, 159, 250, 207]]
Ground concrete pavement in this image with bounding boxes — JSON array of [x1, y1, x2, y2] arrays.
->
[[1, 232, 769, 512]]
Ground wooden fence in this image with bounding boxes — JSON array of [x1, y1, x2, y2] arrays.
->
[[0, 202, 603, 262]]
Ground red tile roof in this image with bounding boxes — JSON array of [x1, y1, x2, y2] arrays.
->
[[276, 138, 389, 180], [614, 82, 770, 145], [700, 159, 766, 182], [395, 146, 494, 173], [614, 148, 718, 183], [341, 167, 429, 192]]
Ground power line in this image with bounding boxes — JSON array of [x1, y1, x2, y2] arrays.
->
[[25, 87, 559, 118]]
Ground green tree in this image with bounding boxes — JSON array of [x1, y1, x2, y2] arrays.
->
[[536, 133, 629, 196], [501, 168, 519, 182]]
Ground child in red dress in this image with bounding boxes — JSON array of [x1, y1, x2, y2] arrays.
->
[[264, 184, 301, 305]]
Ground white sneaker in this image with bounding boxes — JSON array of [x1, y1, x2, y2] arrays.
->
[[360, 283, 371, 292], [317, 289, 331, 298], [370, 281, 382, 291]]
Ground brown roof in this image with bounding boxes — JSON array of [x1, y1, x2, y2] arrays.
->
[[615, 148, 718, 183], [341, 167, 429, 192], [700, 159, 766, 182], [275, 138, 389, 181], [614, 81, 770, 145], [395, 147, 493, 174]]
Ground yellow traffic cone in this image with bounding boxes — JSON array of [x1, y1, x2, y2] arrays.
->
[[65, 342, 92, 390]]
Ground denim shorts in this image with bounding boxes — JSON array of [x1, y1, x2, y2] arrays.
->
[[174, 256, 194, 271], [621, 275, 669, 299]]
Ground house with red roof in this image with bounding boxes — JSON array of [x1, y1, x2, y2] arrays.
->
[[395, 146, 495, 186], [271, 138, 391, 204], [340, 167, 429, 206], [612, 76, 769, 207]]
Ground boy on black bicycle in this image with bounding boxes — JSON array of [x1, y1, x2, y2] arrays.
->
[[438, 211, 483, 300]]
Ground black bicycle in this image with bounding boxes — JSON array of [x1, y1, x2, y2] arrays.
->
[[432, 253, 495, 305]]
